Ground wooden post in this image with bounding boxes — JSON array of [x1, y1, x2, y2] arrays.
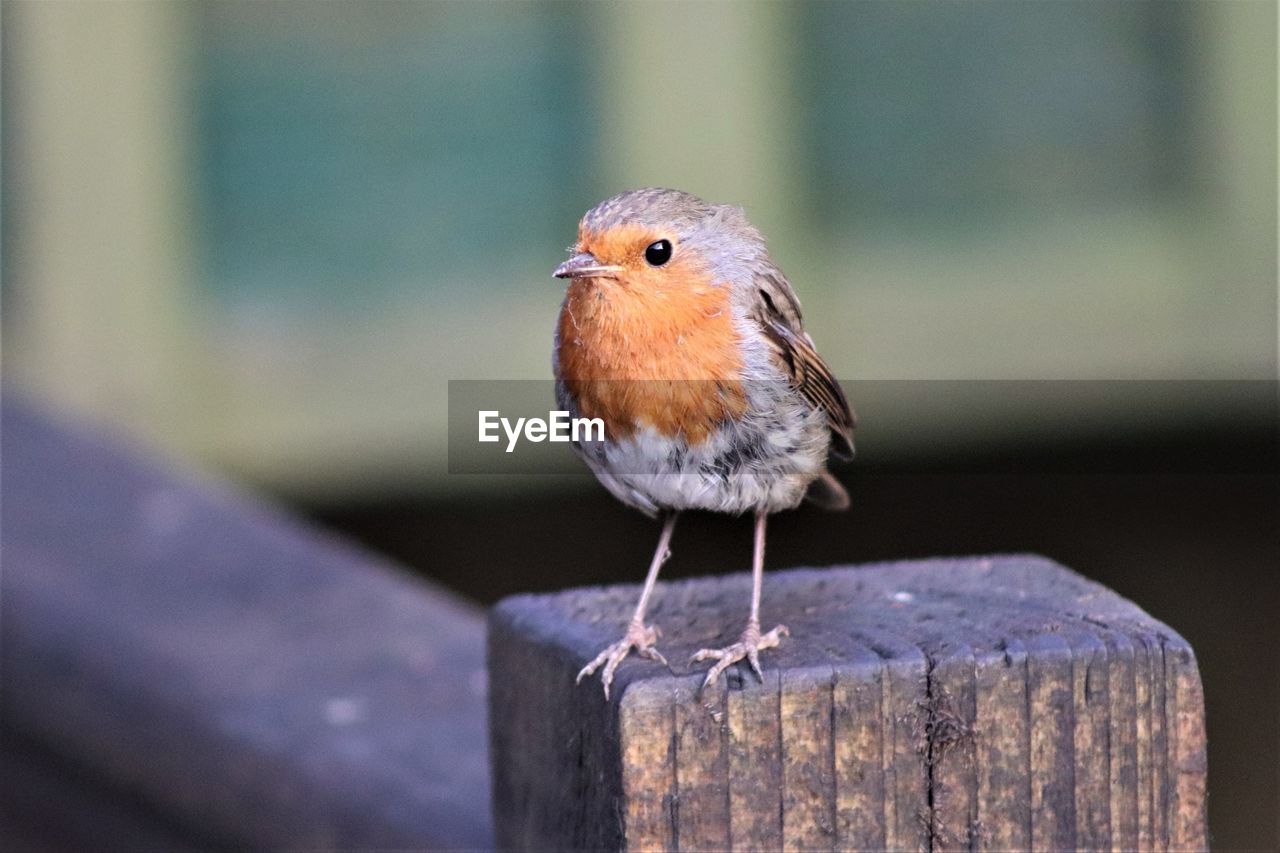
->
[[488, 556, 1206, 851]]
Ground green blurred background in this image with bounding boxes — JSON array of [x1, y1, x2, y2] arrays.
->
[[2, 1, 1276, 847]]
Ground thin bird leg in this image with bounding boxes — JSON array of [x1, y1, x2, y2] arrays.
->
[[576, 511, 678, 699], [749, 507, 766, 626], [690, 510, 789, 691], [630, 511, 676, 629]]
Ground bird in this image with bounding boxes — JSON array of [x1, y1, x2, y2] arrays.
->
[[552, 188, 855, 699]]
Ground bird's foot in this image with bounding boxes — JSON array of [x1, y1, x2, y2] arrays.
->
[[690, 620, 789, 692], [576, 619, 668, 700]]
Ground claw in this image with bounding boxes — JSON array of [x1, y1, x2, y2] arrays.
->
[[576, 620, 667, 699], [690, 622, 789, 693]]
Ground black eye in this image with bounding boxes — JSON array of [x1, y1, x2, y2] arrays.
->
[[644, 239, 673, 267]]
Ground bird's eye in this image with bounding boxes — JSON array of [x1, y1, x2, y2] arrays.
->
[[644, 239, 673, 267]]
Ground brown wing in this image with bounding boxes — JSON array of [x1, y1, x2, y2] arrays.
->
[[752, 271, 856, 459]]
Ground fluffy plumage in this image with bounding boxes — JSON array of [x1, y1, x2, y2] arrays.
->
[[553, 187, 854, 515]]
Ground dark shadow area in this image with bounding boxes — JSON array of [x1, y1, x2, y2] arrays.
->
[[0, 734, 213, 852], [310, 427, 1278, 851]]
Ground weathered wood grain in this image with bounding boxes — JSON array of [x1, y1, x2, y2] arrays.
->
[[780, 667, 836, 850], [674, 679, 730, 850], [727, 669, 783, 851], [921, 637, 979, 852], [1168, 642, 1209, 850], [1103, 629, 1140, 852], [831, 655, 887, 850], [618, 686, 675, 851], [973, 639, 1031, 852], [489, 556, 1207, 851]]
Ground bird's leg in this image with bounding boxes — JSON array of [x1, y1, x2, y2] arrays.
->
[[576, 511, 678, 699], [690, 510, 789, 691]]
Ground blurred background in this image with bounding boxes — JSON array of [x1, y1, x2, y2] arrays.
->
[[2, 1, 1276, 848]]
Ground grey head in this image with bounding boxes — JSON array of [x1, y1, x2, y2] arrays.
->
[[581, 187, 718, 235], [576, 187, 774, 285]]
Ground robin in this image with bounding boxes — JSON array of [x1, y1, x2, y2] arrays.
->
[[552, 188, 855, 698]]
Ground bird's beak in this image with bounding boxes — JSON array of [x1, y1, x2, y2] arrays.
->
[[553, 252, 623, 279]]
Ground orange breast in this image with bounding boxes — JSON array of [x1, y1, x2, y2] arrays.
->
[[557, 267, 747, 444]]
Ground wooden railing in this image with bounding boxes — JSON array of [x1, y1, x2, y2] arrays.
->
[[1, 398, 492, 849]]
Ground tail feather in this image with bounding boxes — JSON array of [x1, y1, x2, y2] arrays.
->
[[805, 469, 850, 511]]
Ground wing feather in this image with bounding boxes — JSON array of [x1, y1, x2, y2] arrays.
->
[[751, 271, 856, 459]]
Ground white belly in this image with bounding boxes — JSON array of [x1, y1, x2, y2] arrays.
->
[[573, 383, 831, 516]]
